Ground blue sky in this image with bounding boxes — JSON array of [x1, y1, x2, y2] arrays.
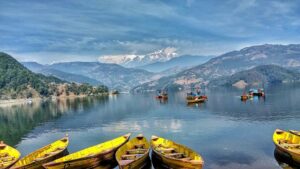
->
[[1, 0, 300, 63]]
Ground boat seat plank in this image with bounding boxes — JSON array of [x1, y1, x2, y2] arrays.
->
[[278, 139, 292, 144], [166, 153, 184, 158], [0, 153, 8, 157], [121, 154, 144, 160], [166, 153, 184, 156], [179, 157, 192, 161], [119, 160, 134, 166], [0, 156, 15, 162], [126, 149, 147, 154], [134, 144, 145, 148], [158, 148, 175, 153]]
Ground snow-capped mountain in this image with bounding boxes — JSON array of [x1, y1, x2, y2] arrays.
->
[[98, 47, 178, 67]]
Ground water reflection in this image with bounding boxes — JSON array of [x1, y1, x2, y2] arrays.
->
[[157, 98, 168, 104], [187, 102, 207, 109], [274, 149, 300, 169], [205, 85, 300, 121], [0, 96, 108, 146], [1, 84, 300, 169]]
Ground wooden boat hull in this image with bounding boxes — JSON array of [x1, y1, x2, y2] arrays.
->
[[241, 95, 248, 100], [273, 129, 300, 163], [151, 150, 201, 169], [200, 96, 208, 100], [0, 142, 20, 169], [187, 98, 205, 104], [151, 136, 203, 169], [43, 133, 131, 169], [156, 96, 168, 99], [11, 136, 69, 169], [43, 151, 115, 169], [12, 149, 68, 169], [116, 135, 150, 169]]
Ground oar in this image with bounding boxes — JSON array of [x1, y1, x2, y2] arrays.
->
[[289, 130, 300, 136]]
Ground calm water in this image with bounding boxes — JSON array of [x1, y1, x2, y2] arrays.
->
[[1, 84, 300, 169]]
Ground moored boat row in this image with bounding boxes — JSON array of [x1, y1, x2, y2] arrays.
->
[[1, 134, 203, 169], [3, 129, 300, 168], [43, 133, 130, 169]]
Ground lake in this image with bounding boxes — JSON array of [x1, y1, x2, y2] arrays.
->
[[1, 84, 300, 169]]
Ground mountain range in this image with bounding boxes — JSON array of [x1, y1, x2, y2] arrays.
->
[[23, 62, 103, 86], [14, 44, 300, 92], [136, 55, 213, 72], [98, 47, 178, 67], [22, 62, 154, 91], [22, 55, 212, 90], [132, 44, 300, 91]]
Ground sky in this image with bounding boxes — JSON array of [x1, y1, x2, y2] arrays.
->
[[1, 0, 300, 63]]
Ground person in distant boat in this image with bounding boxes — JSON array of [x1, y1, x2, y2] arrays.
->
[[196, 89, 201, 96]]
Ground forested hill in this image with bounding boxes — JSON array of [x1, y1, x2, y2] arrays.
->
[[208, 65, 300, 88], [0, 52, 108, 99], [0, 52, 63, 98]]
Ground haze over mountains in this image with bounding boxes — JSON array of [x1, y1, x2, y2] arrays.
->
[[17, 44, 300, 92], [22, 62, 103, 86], [22, 62, 154, 91], [98, 47, 213, 72], [22, 48, 213, 90], [132, 44, 300, 91], [137, 55, 213, 72]]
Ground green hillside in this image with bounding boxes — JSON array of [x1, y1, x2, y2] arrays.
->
[[208, 65, 300, 88], [0, 52, 64, 98], [0, 52, 108, 99]]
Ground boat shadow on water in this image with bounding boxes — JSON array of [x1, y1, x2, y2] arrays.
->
[[274, 148, 300, 169], [151, 153, 173, 169]]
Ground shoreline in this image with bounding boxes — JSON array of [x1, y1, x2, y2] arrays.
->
[[0, 98, 42, 108], [0, 93, 109, 108]]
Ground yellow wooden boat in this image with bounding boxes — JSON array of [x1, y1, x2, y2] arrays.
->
[[186, 97, 205, 104], [0, 141, 20, 169], [43, 133, 131, 169], [151, 136, 204, 169], [11, 135, 69, 169], [273, 129, 300, 163], [116, 134, 150, 169]]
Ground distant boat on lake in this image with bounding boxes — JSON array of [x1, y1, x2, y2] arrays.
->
[[156, 90, 168, 99], [186, 87, 207, 104], [249, 88, 265, 97]]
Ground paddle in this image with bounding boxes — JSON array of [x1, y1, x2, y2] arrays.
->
[[289, 130, 300, 136]]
